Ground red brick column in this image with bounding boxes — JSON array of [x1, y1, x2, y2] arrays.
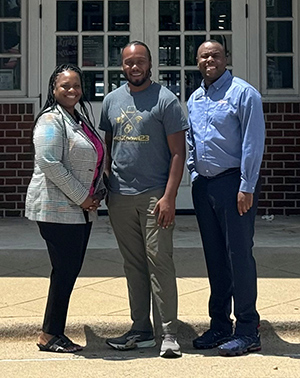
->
[[0, 103, 34, 217], [259, 102, 300, 216]]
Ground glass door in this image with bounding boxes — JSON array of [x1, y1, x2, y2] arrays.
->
[[41, 0, 247, 209], [144, 0, 247, 208]]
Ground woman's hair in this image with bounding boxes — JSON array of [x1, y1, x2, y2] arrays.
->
[[31, 64, 96, 148]]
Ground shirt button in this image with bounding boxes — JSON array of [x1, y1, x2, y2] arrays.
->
[[201, 141, 204, 143], [202, 155, 205, 158], [206, 170, 209, 173]]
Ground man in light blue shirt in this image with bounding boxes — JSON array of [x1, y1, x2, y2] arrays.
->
[[187, 40, 265, 356]]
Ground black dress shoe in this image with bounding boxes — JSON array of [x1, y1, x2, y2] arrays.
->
[[193, 329, 232, 349]]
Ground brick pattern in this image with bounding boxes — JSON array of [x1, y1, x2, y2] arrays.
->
[[259, 102, 300, 216], [0, 102, 299, 217], [0, 103, 34, 217]]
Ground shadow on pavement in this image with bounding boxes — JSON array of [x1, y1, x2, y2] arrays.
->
[[74, 320, 300, 360]]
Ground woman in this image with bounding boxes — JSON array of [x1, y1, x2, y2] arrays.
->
[[25, 64, 106, 353]]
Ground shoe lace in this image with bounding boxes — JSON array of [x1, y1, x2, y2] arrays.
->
[[205, 329, 225, 338], [163, 334, 177, 343], [231, 335, 255, 347]]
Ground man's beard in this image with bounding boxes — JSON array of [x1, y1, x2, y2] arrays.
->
[[124, 69, 151, 87]]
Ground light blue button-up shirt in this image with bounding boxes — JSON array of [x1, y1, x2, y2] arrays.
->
[[186, 70, 265, 193]]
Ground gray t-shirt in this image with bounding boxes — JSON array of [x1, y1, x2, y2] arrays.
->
[[99, 82, 188, 194]]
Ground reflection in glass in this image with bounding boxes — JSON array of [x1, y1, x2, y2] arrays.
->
[[83, 36, 104, 66], [159, 36, 180, 66], [108, 1, 129, 31], [108, 71, 126, 93], [57, 1, 78, 31], [267, 57, 292, 89], [0, 22, 21, 53], [159, 1, 180, 31], [185, 70, 202, 100], [0, 0, 21, 17], [56, 36, 78, 65], [185, 35, 205, 66], [0, 58, 21, 90], [185, 1, 205, 30], [210, 0, 231, 31], [82, 1, 103, 31], [159, 71, 181, 99], [266, 0, 292, 17], [267, 21, 292, 53], [108, 36, 129, 66], [210, 34, 232, 65], [82, 71, 104, 101]]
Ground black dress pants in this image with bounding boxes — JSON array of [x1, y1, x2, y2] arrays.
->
[[37, 219, 92, 335], [192, 169, 260, 336]]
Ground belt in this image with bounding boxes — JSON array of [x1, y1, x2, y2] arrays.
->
[[204, 167, 240, 180]]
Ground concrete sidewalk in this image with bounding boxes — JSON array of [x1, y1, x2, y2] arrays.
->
[[0, 215, 300, 377]]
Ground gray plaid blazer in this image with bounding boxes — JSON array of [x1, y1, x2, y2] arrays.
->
[[25, 105, 106, 224]]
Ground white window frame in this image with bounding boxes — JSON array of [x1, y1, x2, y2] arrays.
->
[[27, 0, 40, 99], [145, 0, 247, 103], [0, 0, 27, 96], [260, 0, 299, 98]]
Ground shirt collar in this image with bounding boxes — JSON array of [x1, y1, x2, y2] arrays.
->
[[202, 69, 231, 92], [193, 70, 232, 100]]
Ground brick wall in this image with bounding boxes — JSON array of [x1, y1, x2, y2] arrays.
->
[[0, 101, 299, 217], [259, 102, 300, 216], [0, 103, 34, 217]]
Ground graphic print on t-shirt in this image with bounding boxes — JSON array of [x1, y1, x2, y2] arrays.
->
[[114, 106, 150, 142]]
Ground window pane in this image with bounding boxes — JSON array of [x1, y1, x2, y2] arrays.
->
[[57, 1, 78, 31], [266, 0, 292, 17], [159, 71, 181, 99], [0, 0, 21, 17], [185, 1, 205, 31], [83, 36, 104, 66], [185, 35, 205, 66], [108, 36, 129, 66], [0, 58, 21, 89], [82, 1, 103, 31], [108, 1, 129, 31], [0, 22, 21, 53], [159, 36, 180, 66], [159, 1, 180, 31], [185, 70, 202, 100], [210, 0, 231, 31], [267, 21, 292, 53], [267, 57, 293, 89], [56, 36, 78, 65], [82, 71, 104, 101], [210, 34, 232, 65], [108, 71, 126, 93]]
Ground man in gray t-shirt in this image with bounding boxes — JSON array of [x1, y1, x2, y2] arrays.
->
[[99, 41, 188, 358], [100, 81, 187, 194]]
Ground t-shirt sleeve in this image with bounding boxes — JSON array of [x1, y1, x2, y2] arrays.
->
[[162, 93, 189, 135], [99, 97, 112, 132]]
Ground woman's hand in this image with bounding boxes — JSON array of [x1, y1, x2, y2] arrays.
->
[[80, 196, 98, 211]]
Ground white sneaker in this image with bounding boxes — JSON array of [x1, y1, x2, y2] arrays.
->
[[160, 334, 182, 358]]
